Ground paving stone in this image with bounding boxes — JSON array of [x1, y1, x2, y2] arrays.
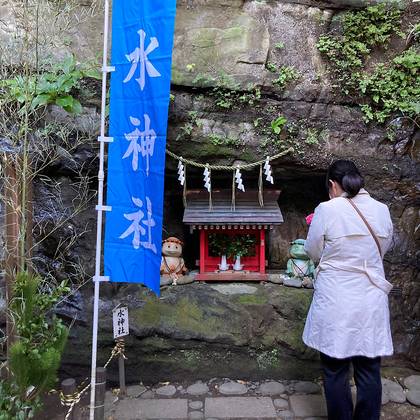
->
[[114, 398, 188, 419], [189, 400, 204, 410], [205, 396, 276, 418], [405, 375, 420, 391], [289, 395, 327, 418], [187, 382, 210, 396], [382, 390, 390, 405], [126, 384, 146, 397], [293, 381, 321, 394], [219, 381, 248, 395], [140, 390, 155, 399], [210, 284, 258, 295], [381, 378, 406, 403], [276, 409, 295, 419], [258, 381, 286, 396], [104, 390, 118, 410], [156, 384, 177, 396], [273, 398, 289, 409], [407, 390, 420, 406], [189, 411, 204, 419]]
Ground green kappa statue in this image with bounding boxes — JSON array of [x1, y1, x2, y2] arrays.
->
[[286, 239, 315, 278]]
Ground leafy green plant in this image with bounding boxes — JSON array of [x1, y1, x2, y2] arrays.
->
[[7, 272, 69, 414], [265, 62, 278, 73], [176, 110, 203, 141], [1, 55, 100, 114], [208, 134, 241, 147], [271, 116, 288, 134], [316, 4, 402, 91], [230, 234, 257, 257], [0, 380, 40, 420], [316, 4, 419, 123], [265, 62, 299, 89], [359, 48, 420, 122], [273, 66, 300, 89], [208, 234, 231, 256]]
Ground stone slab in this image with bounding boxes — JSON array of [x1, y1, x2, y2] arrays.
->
[[293, 381, 321, 394], [187, 381, 209, 396], [114, 398, 188, 419], [205, 396, 276, 418], [405, 375, 420, 391], [258, 381, 286, 395], [126, 385, 147, 398], [289, 394, 327, 418], [210, 284, 258, 295], [156, 385, 177, 396], [381, 378, 406, 403], [407, 390, 420, 406], [219, 381, 248, 395]]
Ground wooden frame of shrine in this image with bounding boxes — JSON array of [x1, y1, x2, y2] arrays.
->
[[183, 189, 283, 281]]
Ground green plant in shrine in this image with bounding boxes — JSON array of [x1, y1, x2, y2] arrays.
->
[[230, 234, 257, 258], [208, 233, 231, 256]]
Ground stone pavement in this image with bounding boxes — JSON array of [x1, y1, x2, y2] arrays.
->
[[103, 375, 420, 419]]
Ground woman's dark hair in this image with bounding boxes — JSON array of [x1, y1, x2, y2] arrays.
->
[[326, 160, 364, 198]]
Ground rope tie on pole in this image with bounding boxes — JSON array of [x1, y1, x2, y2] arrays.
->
[[62, 338, 127, 420], [105, 338, 127, 368], [61, 382, 90, 420]]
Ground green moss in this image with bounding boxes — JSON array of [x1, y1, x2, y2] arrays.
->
[[140, 336, 176, 352], [133, 296, 225, 337], [236, 294, 268, 305], [182, 141, 255, 164]]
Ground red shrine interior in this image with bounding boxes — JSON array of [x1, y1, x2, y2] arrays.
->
[[197, 227, 267, 281]]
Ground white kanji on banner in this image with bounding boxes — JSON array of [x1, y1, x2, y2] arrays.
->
[[123, 29, 161, 90]]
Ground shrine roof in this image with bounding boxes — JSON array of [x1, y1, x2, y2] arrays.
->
[[183, 189, 283, 226]]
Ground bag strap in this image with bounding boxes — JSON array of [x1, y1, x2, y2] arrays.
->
[[346, 198, 383, 258]]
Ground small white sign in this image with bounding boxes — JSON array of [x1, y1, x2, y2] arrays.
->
[[113, 306, 129, 339]]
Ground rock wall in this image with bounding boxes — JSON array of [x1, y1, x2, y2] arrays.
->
[[0, 0, 419, 378]]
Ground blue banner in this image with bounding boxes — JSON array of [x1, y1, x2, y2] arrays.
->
[[104, 0, 177, 295]]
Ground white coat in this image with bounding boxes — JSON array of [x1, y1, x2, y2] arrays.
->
[[302, 189, 394, 359]]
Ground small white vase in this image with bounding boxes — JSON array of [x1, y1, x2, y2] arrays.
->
[[233, 255, 243, 271], [219, 254, 229, 271]]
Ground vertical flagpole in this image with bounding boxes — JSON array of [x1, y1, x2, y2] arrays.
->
[[89, 0, 111, 418]]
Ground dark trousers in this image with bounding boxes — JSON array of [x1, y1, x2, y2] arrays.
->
[[320, 352, 382, 420]]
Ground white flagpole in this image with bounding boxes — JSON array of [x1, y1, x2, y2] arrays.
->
[[89, 0, 112, 418]]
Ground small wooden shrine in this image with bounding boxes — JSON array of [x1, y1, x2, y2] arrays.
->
[[183, 189, 283, 281]]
